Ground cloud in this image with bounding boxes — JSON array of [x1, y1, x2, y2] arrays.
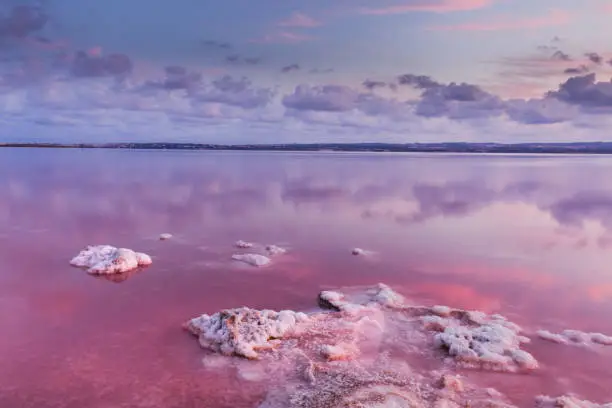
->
[[547, 73, 612, 109], [281, 64, 300, 73], [225, 55, 262, 65], [309, 68, 334, 74], [397, 74, 441, 89], [552, 50, 572, 61], [201, 40, 231, 49], [358, 0, 492, 15], [249, 31, 314, 44], [428, 9, 570, 31], [585, 52, 603, 65], [563, 65, 589, 75], [71, 51, 133, 78], [362, 79, 388, 90], [277, 12, 321, 28], [0, 5, 48, 39], [282, 84, 409, 119]]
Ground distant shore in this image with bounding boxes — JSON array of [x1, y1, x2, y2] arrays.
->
[[4, 142, 612, 154]]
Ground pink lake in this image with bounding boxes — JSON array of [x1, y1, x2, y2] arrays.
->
[[1, 148, 612, 407]]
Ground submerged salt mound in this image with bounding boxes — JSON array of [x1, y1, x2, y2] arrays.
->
[[352, 248, 365, 256], [537, 329, 612, 346], [70, 245, 152, 274], [184, 307, 309, 359], [422, 309, 537, 372], [235, 240, 254, 248], [159, 233, 172, 240], [231, 253, 271, 267], [536, 395, 612, 408]]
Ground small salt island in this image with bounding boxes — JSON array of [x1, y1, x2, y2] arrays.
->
[[159, 233, 173, 240], [70, 245, 152, 274]]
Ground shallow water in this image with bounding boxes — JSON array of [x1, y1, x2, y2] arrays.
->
[[1, 149, 612, 407]]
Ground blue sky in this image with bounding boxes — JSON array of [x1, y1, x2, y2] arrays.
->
[[2, 0, 612, 143]]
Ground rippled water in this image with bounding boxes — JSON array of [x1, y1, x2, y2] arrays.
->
[[1, 149, 611, 407]]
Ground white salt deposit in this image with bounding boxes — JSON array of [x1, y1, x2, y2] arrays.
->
[[537, 329, 612, 347], [159, 233, 172, 240], [235, 240, 254, 248], [265, 245, 287, 256], [185, 307, 309, 359], [536, 395, 612, 408], [70, 245, 152, 274], [352, 248, 365, 255], [231, 253, 271, 267], [430, 311, 538, 371], [186, 283, 599, 407], [318, 283, 406, 313]]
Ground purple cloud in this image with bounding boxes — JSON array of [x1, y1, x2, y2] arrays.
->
[[226, 55, 261, 65], [201, 40, 231, 49], [552, 50, 571, 61], [362, 79, 387, 90], [563, 65, 589, 75], [397, 74, 441, 89], [0, 5, 47, 39], [547, 73, 612, 108], [281, 63, 300, 73], [585, 52, 603, 65], [163, 65, 202, 90], [416, 82, 504, 119], [71, 51, 133, 78]]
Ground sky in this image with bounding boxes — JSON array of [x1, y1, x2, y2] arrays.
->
[[2, 0, 612, 143]]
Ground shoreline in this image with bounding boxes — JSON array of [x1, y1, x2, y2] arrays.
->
[[5, 142, 612, 154]]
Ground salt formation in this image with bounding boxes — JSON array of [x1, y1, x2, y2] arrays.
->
[[537, 329, 612, 346], [235, 240, 254, 248], [231, 253, 271, 267], [186, 283, 532, 407], [184, 308, 309, 359], [423, 310, 538, 371], [352, 248, 365, 255], [318, 283, 406, 313], [70, 245, 152, 274], [265, 245, 287, 256], [536, 395, 612, 408], [159, 233, 173, 240]]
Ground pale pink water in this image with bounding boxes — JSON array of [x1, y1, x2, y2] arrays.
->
[[1, 149, 612, 407]]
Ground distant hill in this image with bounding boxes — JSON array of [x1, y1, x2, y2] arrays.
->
[[4, 141, 612, 154]]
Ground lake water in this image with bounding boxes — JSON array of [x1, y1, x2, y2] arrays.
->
[[1, 148, 611, 407]]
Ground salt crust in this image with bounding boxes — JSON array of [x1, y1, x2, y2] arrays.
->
[[536, 395, 612, 408], [236, 240, 254, 248], [231, 253, 271, 267], [70, 245, 152, 274], [537, 329, 612, 346], [159, 233, 173, 240], [185, 283, 547, 407]]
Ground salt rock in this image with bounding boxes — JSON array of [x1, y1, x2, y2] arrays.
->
[[265, 245, 286, 256], [70, 245, 152, 274], [159, 233, 172, 240], [235, 240, 254, 248], [232, 253, 271, 267], [352, 248, 365, 255], [318, 283, 405, 313], [536, 395, 612, 408], [184, 307, 309, 359], [433, 314, 538, 371]]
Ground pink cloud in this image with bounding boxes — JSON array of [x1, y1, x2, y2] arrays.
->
[[429, 9, 571, 31], [359, 0, 492, 15], [249, 31, 314, 44], [277, 12, 321, 28]]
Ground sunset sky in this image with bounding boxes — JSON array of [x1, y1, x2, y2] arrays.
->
[[2, 0, 612, 143]]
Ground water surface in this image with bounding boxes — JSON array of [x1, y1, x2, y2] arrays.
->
[[1, 149, 611, 407]]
